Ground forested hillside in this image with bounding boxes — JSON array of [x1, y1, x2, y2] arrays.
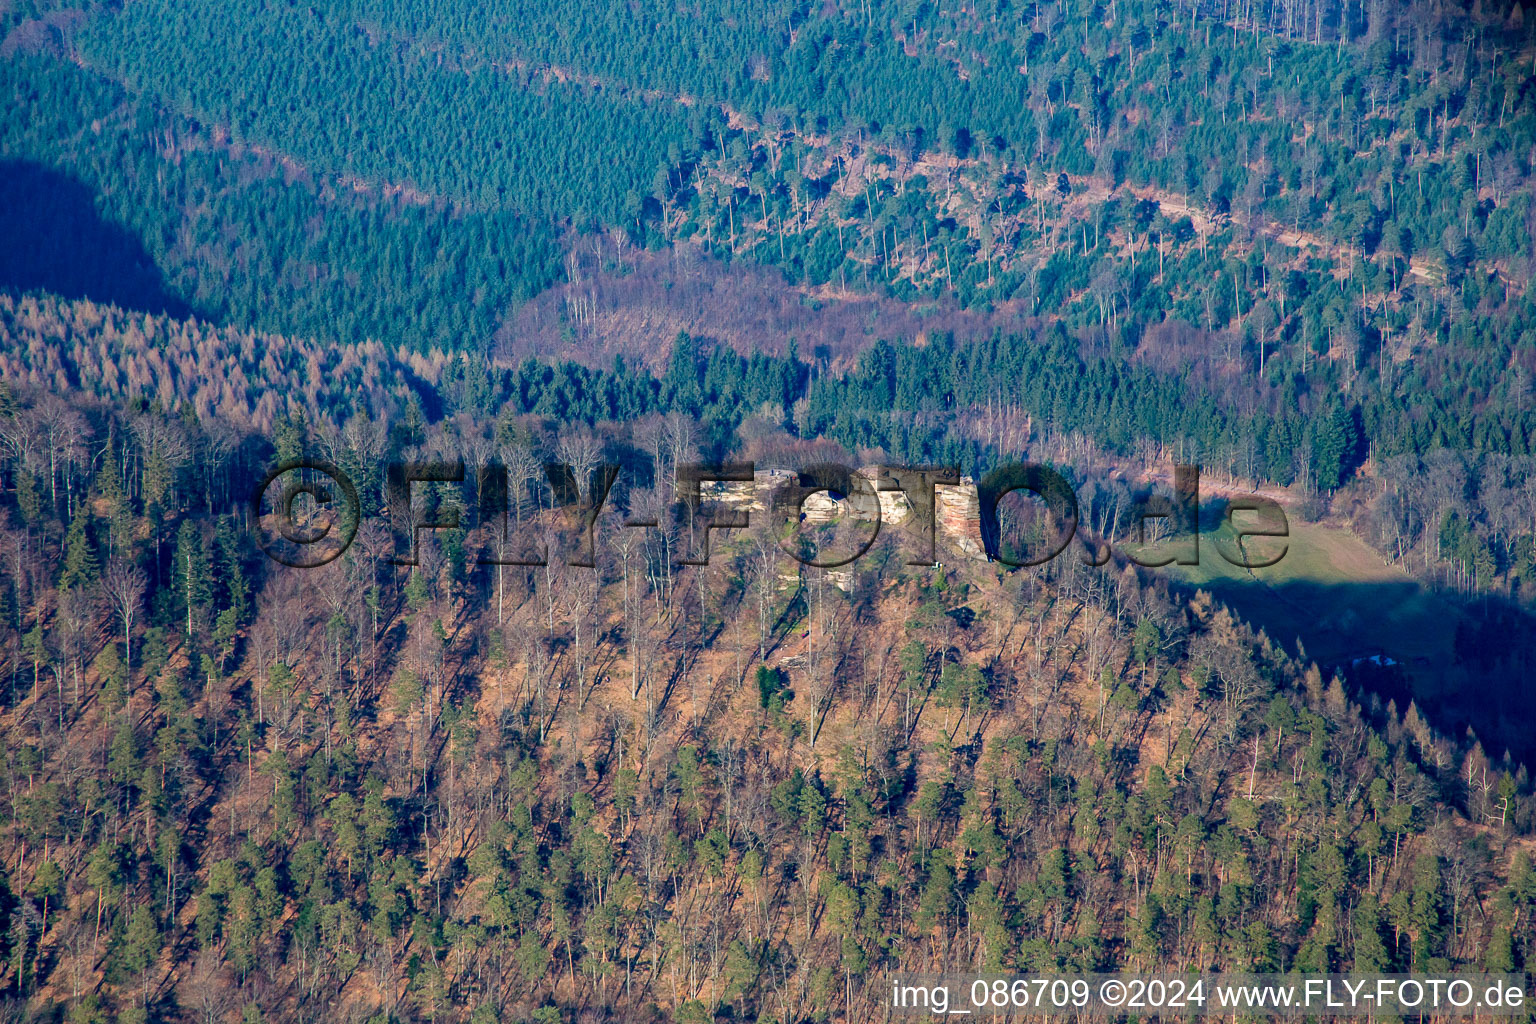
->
[[2, 0, 1536, 1020], [0, 377, 1523, 1024], [9, 0, 1528, 492], [0, 53, 562, 353]]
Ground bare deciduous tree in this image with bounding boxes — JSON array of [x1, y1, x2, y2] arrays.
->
[[101, 559, 146, 670]]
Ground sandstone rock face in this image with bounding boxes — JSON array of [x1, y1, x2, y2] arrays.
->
[[934, 479, 985, 558]]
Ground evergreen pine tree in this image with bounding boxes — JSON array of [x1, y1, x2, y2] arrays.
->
[[60, 513, 100, 591], [173, 520, 211, 640]]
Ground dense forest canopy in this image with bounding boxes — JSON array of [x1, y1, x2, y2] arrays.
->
[[1, 0, 1536, 1021], [2, 0, 1528, 492], [0, 334, 1519, 1021]]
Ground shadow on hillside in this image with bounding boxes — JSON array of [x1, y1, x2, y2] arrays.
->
[[1170, 567, 1536, 766], [0, 159, 187, 316]]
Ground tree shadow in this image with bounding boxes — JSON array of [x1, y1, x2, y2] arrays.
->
[[0, 159, 188, 316], [1172, 566, 1536, 766]]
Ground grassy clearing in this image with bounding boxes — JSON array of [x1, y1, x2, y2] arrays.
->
[[1162, 516, 1462, 671]]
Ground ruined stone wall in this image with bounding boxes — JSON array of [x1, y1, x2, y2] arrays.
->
[[699, 466, 986, 562]]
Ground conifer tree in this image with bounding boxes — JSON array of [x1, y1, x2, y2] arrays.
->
[[60, 513, 100, 592], [172, 520, 211, 641]]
